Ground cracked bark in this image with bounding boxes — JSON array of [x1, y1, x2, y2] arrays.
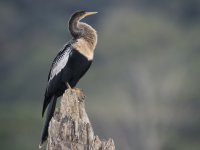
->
[[46, 89, 115, 150]]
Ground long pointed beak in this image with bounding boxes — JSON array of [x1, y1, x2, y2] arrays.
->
[[84, 12, 98, 17]]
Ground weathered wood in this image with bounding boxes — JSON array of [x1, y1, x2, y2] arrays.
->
[[46, 89, 115, 150]]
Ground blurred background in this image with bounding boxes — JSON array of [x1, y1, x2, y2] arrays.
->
[[1, 0, 200, 150]]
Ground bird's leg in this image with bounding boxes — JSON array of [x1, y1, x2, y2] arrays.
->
[[66, 82, 72, 89], [66, 82, 77, 92], [65, 82, 84, 100], [66, 82, 76, 93]]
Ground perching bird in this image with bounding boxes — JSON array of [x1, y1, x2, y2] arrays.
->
[[39, 10, 98, 147]]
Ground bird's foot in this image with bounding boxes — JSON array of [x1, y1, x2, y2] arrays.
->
[[65, 83, 85, 101], [73, 88, 85, 101]]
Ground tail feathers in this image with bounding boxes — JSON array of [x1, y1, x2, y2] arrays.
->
[[40, 96, 57, 147], [42, 91, 50, 117], [42, 100, 48, 117]]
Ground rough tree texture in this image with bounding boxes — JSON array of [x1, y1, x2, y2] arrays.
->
[[46, 89, 115, 150]]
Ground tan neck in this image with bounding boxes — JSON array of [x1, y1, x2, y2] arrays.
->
[[73, 22, 97, 60], [79, 22, 97, 50]]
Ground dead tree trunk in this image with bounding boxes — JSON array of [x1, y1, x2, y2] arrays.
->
[[46, 89, 115, 150]]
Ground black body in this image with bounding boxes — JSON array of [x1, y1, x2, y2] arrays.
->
[[40, 43, 92, 145]]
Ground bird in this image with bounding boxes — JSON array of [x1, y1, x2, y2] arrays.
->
[[39, 10, 98, 148]]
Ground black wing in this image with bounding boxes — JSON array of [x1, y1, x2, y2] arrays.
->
[[42, 44, 72, 116]]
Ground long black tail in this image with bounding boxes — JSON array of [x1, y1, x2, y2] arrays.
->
[[39, 96, 57, 148]]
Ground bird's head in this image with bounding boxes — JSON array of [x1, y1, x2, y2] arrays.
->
[[69, 10, 98, 38], [70, 10, 98, 22]]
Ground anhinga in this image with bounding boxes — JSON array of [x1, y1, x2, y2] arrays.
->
[[39, 10, 98, 147]]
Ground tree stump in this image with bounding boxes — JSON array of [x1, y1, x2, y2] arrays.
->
[[46, 89, 115, 150]]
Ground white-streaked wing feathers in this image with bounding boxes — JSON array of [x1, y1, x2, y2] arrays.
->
[[49, 47, 71, 81]]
